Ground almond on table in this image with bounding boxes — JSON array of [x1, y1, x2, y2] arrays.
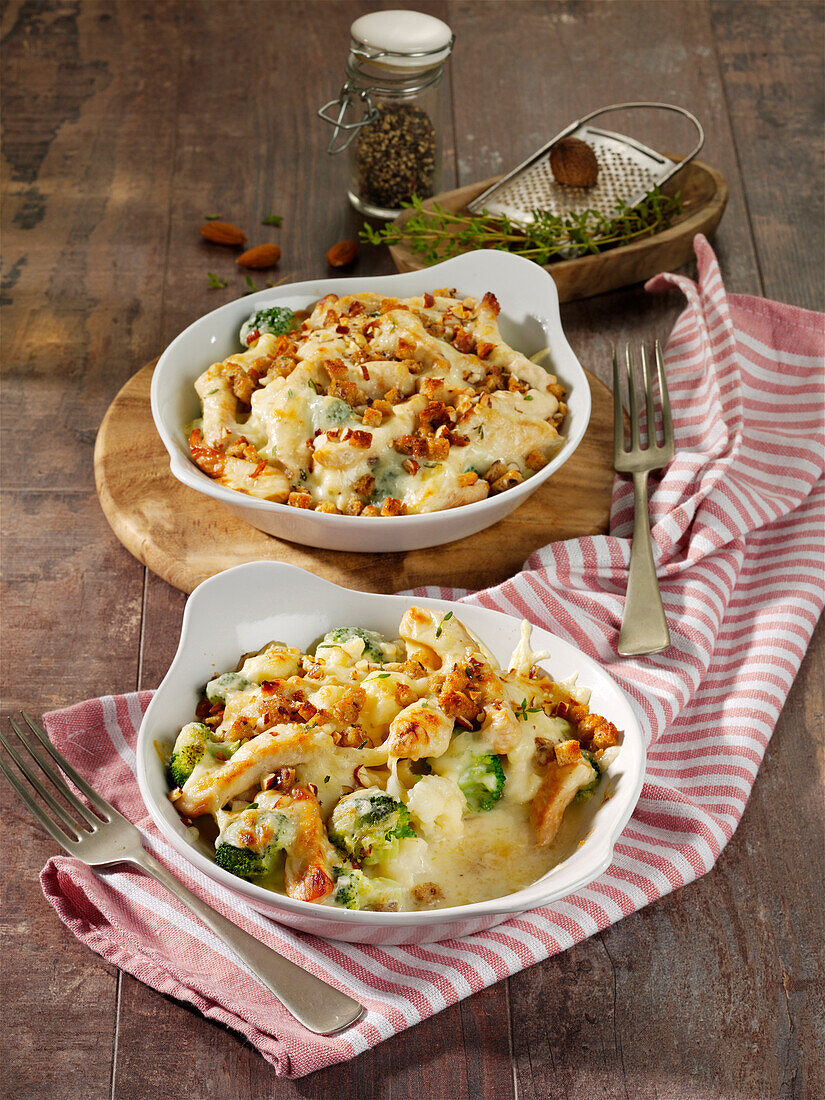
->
[[236, 243, 281, 269], [199, 221, 248, 245], [326, 240, 359, 267]]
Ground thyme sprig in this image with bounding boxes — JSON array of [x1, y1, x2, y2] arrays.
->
[[361, 187, 683, 266]]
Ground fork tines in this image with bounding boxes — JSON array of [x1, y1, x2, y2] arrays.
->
[[613, 340, 674, 458], [0, 711, 111, 847]]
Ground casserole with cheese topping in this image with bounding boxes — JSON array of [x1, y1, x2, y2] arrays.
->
[[166, 610, 622, 912], [187, 289, 568, 516]]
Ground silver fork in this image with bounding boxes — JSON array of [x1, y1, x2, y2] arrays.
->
[[0, 711, 364, 1035], [613, 342, 675, 656]]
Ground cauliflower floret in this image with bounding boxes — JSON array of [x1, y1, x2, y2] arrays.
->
[[406, 775, 466, 840]]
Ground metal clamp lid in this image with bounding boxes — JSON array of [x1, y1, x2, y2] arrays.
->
[[317, 83, 379, 154]]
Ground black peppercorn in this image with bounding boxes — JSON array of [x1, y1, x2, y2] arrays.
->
[[355, 103, 436, 209]]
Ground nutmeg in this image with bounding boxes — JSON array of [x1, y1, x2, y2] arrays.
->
[[326, 240, 359, 267], [549, 137, 599, 188]]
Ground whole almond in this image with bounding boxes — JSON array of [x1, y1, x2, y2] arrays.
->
[[199, 221, 247, 246], [326, 240, 359, 267], [549, 137, 599, 188], [236, 243, 281, 269]]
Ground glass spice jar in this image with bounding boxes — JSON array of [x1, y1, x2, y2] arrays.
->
[[318, 10, 454, 219]]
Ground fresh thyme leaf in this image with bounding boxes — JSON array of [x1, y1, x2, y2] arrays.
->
[[246, 801, 258, 810], [308, 379, 319, 393], [360, 186, 683, 267], [206, 271, 227, 289], [262, 213, 283, 226], [204, 214, 222, 220], [243, 274, 261, 294], [377, 672, 391, 678], [435, 611, 453, 638]]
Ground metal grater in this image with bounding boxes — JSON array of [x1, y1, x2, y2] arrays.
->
[[467, 102, 704, 225]]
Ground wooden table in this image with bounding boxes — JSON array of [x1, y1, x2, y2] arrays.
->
[[2, 3, 822, 1097]]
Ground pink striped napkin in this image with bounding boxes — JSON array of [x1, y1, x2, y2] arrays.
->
[[40, 238, 824, 1078]]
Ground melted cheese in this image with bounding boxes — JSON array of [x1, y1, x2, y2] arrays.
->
[[190, 291, 567, 514], [170, 612, 623, 911]]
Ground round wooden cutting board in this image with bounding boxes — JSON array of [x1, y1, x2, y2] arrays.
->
[[94, 362, 617, 595]]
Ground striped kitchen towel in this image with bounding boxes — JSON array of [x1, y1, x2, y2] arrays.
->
[[40, 237, 824, 1077]]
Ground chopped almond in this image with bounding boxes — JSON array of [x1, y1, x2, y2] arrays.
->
[[484, 460, 508, 484], [352, 474, 376, 497], [491, 468, 523, 492]]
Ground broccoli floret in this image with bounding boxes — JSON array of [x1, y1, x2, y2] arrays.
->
[[316, 627, 390, 664], [239, 306, 296, 346], [205, 738, 241, 762], [205, 671, 252, 704], [328, 788, 416, 865], [214, 843, 270, 878], [430, 730, 506, 813], [308, 395, 354, 431], [574, 752, 601, 803], [331, 866, 405, 910], [214, 808, 293, 880], [168, 722, 210, 787]]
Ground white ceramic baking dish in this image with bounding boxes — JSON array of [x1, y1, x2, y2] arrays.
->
[[136, 562, 645, 945], [150, 250, 590, 552]]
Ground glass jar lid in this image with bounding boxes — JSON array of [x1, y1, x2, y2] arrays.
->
[[350, 10, 454, 71]]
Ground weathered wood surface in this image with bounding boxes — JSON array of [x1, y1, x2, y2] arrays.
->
[[1, 3, 822, 1098], [93, 361, 616, 595], [388, 160, 730, 301]]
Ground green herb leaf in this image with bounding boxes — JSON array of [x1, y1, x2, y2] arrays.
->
[[262, 213, 283, 226], [435, 610, 453, 638], [207, 271, 227, 289], [359, 186, 684, 268], [204, 214, 222, 220], [243, 274, 261, 295]]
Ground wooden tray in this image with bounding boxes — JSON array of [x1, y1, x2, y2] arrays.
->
[[94, 362, 618, 595], [389, 158, 728, 302]]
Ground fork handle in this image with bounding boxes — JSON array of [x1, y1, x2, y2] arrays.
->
[[618, 470, 671, 656], [131, 849, 364, 1035]]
